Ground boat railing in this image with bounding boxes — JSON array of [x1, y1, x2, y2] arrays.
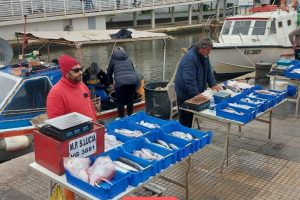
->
[[0, 0, 204, 23]]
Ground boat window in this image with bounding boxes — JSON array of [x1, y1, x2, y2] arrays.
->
[[270, 19, 276, 34], [278, 21, 282, 28], [232, 21, 251, 35], [221, 21, 232, 35], [287, 19, 292, 26], [0, 75, 19, 108], [252, 21, 267, 35], [3, 78, 51, 112]]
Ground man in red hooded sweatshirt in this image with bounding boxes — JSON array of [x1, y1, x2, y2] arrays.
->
[[46, 55, 97, 200]]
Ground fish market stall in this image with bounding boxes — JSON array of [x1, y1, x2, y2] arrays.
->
[[180, 81, 288, 172], [268, 59, 300, 117], [30, 111, 212, 200]]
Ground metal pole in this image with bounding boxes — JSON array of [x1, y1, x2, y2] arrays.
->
[[10, 0, 14, 15], [20, 15, 28, 64], [64, 0, 67, 16], [20, 0, 24, 18], [163, 39, 166, 81], [43, 0, 47, 18]]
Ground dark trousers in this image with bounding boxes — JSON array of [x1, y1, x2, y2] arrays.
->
[[177, 97, 193, 128], [115, 84, 136, 118], [295, 49, 300, 60]]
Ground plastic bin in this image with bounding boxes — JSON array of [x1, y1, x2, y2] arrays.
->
[[122, 138, 175, 174], [216, 103, 256, 123], [106, 119, 149, 140], [96, 148, 152, 187], [144, 129, 192, 161], [126, 111, 171, 130], [284, 62, 300, 79], [65, 169, 129, 200], [144, 81, 171, 119], [161, 121, 212, 154], [287, 85, 298, 97]]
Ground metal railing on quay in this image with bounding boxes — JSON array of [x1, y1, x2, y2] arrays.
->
[[0, 0, 206, 23]]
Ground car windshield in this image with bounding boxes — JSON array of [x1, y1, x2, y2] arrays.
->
[[0, 73, 20, 110]]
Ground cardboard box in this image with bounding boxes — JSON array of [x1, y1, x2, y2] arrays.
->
[[34, 123, 104, 175]]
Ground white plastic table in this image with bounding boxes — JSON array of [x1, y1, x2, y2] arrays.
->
[[180, 99, 286, 172]]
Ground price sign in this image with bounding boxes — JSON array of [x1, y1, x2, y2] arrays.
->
[[69, 132, 97, 157]]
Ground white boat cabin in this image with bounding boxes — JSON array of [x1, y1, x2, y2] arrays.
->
[[219, 8, 297, 46]]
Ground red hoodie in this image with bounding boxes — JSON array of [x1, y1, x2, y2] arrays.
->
[[47, 77, 97, 120]]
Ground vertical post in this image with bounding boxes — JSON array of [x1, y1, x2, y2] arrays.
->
[[47, 41, 50, 62], [20, 0, 24, 20], [43, 0, 46, 18], [10, 0, 14, 15], [223, 0, 227, 19], [133, 12, 137, 27], [30, 0, 33, 15], [198, 3, 203, 23], [49, 0, 52, 13], [98, 0, 101, 13], [163, 39, 166, 81], [188, 4, 192, 25], [216, 0, 220, 21], [64, 0, 67, 16], [171, 7, 175, 23], [151, 9, 155, 29]]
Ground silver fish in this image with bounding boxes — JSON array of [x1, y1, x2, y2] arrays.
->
[[169, 143, 179, 150], [117, 157, 144, 171], [114, 161, 138, 172], [114, 128, 143, 137], [156, 139, 171, 149]]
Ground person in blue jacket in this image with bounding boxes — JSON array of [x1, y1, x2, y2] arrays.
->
[[175, 38, 221, 127], [107, 46, 139, 117]]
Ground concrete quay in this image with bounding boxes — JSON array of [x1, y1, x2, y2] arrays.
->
[[1, 78, 300, 199]]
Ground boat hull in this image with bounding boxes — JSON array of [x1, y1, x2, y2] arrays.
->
[[211, 46, 294, 76]]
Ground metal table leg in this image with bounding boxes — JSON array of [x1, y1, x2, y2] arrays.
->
[[268, 110, 272, 139], [185, 157, 192, 200], [220, 123, 231, 173]]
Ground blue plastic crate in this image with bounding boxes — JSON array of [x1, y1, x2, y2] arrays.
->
[[287, 85, 298, 96], [238, 97, 267, 113], [106, 119, 149, 140], [122, 138, 175, 174], [284, 62, 300, 79], [161, 121, 212, 155], [65, 166, 129, 200], [216, 103, 256, 124], [126, 111, 171, 130], [213, 91, 231, 104], [144, 129, 192, 161], [276, 58, 294, 66], [96, 148, 152, 187]]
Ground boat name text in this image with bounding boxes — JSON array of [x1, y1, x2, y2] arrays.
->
[[69, 132, 97, 157], [244, 49, 261, 55]]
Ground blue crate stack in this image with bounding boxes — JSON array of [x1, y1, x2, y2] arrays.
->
[[65, 111, 212, 199]]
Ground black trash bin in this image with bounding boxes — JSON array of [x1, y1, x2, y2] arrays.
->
[[144, 81, 171, 119], [255, 62, 272, 85]]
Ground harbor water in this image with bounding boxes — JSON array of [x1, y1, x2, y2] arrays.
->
[[12, 32, 209, 83]]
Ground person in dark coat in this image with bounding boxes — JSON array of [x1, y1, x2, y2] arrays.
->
[[175, 38, 221, 128], [107, 46, 138, 117]]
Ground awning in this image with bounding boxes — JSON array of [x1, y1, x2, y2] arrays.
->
[[15, 29, 172, 46]]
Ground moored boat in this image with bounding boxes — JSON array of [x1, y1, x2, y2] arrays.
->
[[0, 29, 171, 161], [211, 4, 296, 78]]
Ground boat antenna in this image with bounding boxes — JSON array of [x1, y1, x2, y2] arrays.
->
[[20, 15, 28, 64]]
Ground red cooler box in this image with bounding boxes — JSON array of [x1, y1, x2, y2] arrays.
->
[[34, 122, 104, 175]]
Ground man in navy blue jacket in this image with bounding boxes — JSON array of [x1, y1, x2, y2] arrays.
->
[[175, 38, 221, 127]]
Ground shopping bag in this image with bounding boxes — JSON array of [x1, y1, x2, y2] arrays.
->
[[49, 185, 63, 200]]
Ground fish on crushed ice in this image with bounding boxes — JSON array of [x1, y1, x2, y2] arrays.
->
[[115, 128, 143, 137]]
